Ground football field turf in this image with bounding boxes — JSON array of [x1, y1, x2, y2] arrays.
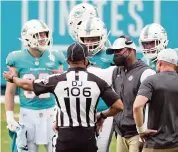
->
[[1, 103, 116, 152]]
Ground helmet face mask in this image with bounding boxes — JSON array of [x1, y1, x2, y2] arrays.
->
[[68, 3, 98, 41], [21, 20, 52, 52], [139, 23, 168, 60], [77, 17, 107, 56], [141, 40, 161, 59], [80, 36, 102, 56]]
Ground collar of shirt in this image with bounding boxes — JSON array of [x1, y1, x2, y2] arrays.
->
[[160, 71, 177, 75], [68, 67, 87, 72]]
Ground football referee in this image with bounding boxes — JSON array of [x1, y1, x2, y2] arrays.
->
[[4, 42, 124, 152], [133, 49, 178, 152]]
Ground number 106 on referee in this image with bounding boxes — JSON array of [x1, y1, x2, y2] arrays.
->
[[64, 81, 91, 97]]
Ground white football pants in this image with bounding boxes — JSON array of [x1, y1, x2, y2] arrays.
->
[[19, 107, 55, 152]]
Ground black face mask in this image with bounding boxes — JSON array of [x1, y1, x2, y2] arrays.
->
[[113, 54, 127, 66]]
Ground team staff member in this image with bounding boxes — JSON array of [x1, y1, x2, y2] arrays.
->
[[133, 49, 178, 152], [106, 35, 156, 152], [4, 42, 123, 152]]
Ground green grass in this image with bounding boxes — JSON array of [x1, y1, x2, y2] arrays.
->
[[1, 103, 116, 152], [1, 103, 19, 152]]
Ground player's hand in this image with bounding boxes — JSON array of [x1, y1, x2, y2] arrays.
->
[[3, 66, 18, 82], [7, 119, 20, 132], [139, 129, 158, 143], [96, 113, 105, 132]]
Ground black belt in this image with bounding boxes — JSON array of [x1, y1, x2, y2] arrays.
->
[[58, 126, 95, 129]]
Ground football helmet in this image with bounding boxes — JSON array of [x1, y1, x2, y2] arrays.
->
[[68, 3, 98, 41], [77, 17, 107, 56], [20, 19, 52, 52], [139, 23, 168, 59]]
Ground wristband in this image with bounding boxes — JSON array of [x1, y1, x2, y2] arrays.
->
[[136, 124, 147, 134], [9, 75, 17, 83], [100, 112, 107, 119], [6, 111, 14, 122]]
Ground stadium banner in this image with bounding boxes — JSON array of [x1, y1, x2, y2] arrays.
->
[[1, 0, 178, 86]]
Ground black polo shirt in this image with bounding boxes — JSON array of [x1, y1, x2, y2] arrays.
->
[[138, 71, 178, 149]]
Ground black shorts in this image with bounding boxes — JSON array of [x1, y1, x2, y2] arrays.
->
[[56, 127, 98, 152]]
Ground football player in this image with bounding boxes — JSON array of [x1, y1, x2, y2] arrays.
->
[[68, 3, 98, 41], [139, 23, 168, 70], [138, 23, 168, 151], [77, 17, 114, 152], [67, 3, 114, 152], [174, 48, 178, 72], [5, 19, 65, 152]]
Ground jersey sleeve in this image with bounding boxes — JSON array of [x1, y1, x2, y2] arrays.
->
[[137, 76, 155, 100], [6, 52, 16, 67], [97, 77, 120, 107], [175, 49, 178, 65], [100, 85, 120, 107], [101, 50, 114, 65], [140, 69, 156, 83], [53, 50, 66, 65], [87, 66, 115, 86], [33, 74, 59, 96]]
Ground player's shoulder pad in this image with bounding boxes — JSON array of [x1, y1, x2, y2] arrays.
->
[[100, 49, 113, 63], [105, 39, 112, 48], [141, 56, 150, 65], [48, 50, 66, 64], [174, 48, 178, 55], [6, 50, 23, 66]]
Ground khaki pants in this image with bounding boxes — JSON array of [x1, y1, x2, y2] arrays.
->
[[142, 147, 178, 152], [116, 134, 139, 152]]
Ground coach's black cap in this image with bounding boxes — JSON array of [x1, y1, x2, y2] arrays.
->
[[67, 42, 88, 61]]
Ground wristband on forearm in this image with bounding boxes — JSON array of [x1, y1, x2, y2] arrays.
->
[[100, 112, 107, 119], [9, 75, 17, 83], [6, 111, 14, 122], [136, 124, 147, 134]]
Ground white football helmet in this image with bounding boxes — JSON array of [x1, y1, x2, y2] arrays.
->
[[20, 19, 52, 52], [77, 17, 107, 56], [139, 23, 168, 59], [68, 3, 98, 41]]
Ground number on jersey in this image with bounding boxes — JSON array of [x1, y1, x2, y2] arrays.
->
[[22, 73, 50, 99]]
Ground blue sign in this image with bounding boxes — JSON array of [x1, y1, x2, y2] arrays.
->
[[1, 0, 178, 86]]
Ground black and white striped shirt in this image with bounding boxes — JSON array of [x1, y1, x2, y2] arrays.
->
[[33, 67, 120, 127]]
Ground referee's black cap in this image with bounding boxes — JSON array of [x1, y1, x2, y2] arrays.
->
[[67, 42, 88, 61]]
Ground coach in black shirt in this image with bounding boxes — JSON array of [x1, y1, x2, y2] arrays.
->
[[133, 48, 178, 152], [106, 35, 155, 152], [4, 42, 123, 152]]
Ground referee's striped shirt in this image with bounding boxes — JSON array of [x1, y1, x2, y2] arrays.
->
[[33, 67, 120, 127]]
